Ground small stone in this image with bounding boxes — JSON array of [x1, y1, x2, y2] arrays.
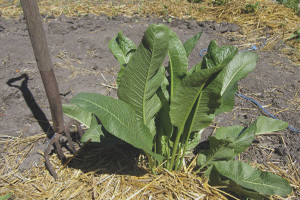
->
[[0, 24, 4, 32]]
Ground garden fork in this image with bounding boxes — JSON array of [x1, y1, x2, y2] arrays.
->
[[20, 0, 82, 179]]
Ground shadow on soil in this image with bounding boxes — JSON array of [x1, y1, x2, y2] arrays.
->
[[6, 73, 54, 138], [66, 141, 148, 176]]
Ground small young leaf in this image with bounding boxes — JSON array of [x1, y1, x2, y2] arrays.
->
[[201, 40, 238, 69], [0, 193, 12, 200], [227, 123, 256, 154], [109, 31, 136, 67], [62, 104, 92, 128], [186, 129, 204, 150], [109, 31, 137, 86], [80, 115, 104, 143], [214, 161, 292, 196]]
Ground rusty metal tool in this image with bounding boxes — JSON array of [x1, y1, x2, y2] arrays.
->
[[20, 0, 82, 179]]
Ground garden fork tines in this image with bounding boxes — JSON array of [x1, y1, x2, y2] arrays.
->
[[44, 120, 83, 179]]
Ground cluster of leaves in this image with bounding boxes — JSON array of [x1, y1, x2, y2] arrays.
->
[[187, 0, 204, 3], [241, 2, 260, 14], [63, 24, 292, 198], [211, 0, 228, 6], [195, 116, 291, 198]]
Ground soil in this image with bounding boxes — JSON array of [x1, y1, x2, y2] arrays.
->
[[0, 13, 299, 172]]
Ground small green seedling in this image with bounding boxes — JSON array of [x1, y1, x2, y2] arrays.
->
[[0, 193, 12, 200], [287, 27, 300, 43], [241, 2, 260, 14], [63, 24, 292, 198]]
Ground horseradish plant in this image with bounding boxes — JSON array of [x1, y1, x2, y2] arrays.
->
[[63, 24, 291, 198]]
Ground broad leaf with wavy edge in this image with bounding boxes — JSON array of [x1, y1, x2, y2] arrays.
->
[[215, 51, 258, 114], [167, 29, 189, 103], [169, 67, 223, 170], [214, 161, 292, 196], [117, 24, 169, 132], [170, 66, 223, 130], [254, 116, 289, 135], [71, 93, 163, 162]]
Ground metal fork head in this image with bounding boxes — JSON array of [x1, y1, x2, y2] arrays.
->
[[44, 120, 83, 179]]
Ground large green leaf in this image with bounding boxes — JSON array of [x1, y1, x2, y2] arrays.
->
[[170, 66, 222, 130], [214, 161, 292, 196], [117, 24, 169, 131], [205, 166, 269, 199], [167, 28, 189, 103], [225, 179, 269, 200], [70, 93, 163, 162], [215, 51, 258, 114], [180, 42, 241, 132], [183, 32, 202, 57], [62, 104, 92, 128]]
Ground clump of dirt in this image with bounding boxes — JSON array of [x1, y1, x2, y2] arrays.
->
[[0, 13, 299, 173]]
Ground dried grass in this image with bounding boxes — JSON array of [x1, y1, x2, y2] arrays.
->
[[0, 132, 299, 199], [1, 1, 299, 43], [0, 135, 223, 199]]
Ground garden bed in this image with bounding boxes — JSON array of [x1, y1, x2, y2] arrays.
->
[[0, 0, 299, 199]]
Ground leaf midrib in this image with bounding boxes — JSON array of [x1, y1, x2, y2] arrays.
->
[[143, 38, 156, 125], [200, 142, 229, 169]]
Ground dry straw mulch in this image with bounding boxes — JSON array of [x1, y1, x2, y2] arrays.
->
[[0, 0, 300, 199], [1, 133, 299, 199]]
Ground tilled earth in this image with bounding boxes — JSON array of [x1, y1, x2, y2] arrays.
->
[[0, 14, 299, 171]]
